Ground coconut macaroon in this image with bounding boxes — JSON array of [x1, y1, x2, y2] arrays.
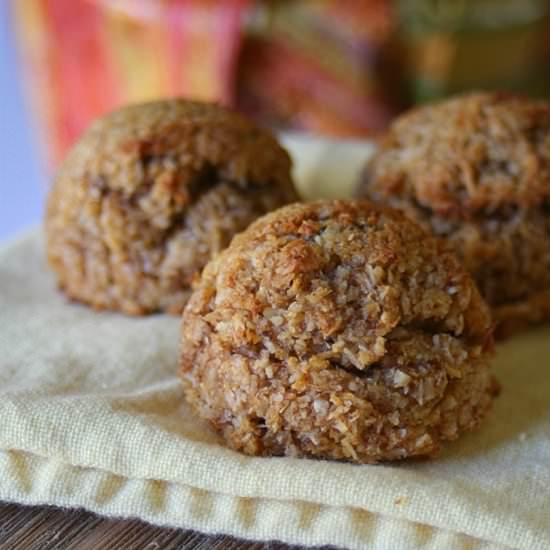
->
[[46, 99, 297, 315], [181, 200, 496, 464], [356, 92, 550, 336]]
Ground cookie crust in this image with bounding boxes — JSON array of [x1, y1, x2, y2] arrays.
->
[[46, 99, 297, 315], [181, 200, 496, 463], [357, 92, 550, 334]]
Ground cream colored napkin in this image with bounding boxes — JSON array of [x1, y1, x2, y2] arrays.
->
[[1, 136, 549, 550]]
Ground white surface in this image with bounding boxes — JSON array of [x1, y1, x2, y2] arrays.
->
[[281, 132, 374, 200]]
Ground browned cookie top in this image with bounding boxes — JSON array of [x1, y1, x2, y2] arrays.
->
[[188, 199, 492, 365], [361, 92, 550, 214], [52, 99, 295, 213]]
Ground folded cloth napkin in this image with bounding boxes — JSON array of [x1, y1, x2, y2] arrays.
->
[[1, 137, 549, 549]]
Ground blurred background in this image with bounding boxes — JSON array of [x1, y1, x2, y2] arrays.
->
[[2, 0, 550, 239]]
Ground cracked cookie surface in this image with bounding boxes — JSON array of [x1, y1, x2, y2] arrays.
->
[[356, 92, 550, 335], [46, 99, 297, 315], [181, 200, 496, 463]]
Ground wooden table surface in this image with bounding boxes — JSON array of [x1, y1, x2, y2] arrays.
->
[[0, 502, 335, 549]]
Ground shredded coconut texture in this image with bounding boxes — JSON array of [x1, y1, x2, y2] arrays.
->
[[46, 99, 297, 315], [356, 92, 550, 336], [181, 200, 496, 464]]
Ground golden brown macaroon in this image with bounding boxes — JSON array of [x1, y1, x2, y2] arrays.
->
[[181, 200, 496, 464], [356, 92, 550, 336], [45, 99, 298, 315]]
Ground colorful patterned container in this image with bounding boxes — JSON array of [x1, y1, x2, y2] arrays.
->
[[12, 0, 249, 168]]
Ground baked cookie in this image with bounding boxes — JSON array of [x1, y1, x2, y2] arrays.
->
[[356, 92, 550, 336], [46, 99, 297, 315], [181, 200, 496, 464]]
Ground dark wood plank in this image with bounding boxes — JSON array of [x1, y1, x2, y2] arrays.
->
[[0, 502, 337, 549]]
